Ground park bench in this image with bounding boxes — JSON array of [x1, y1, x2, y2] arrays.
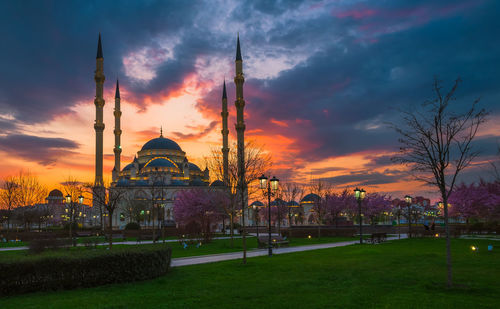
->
[[257, 235, 289, 248], [76, 231, 93, 237], [105, 233, 125, 242], [82, 236, 104, 248], [368, 233, 387, 244]]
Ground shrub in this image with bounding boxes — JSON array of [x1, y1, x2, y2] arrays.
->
[[0, 246, 172, 295], [125, 222, 141, 230], [28, 238, 73, 254]]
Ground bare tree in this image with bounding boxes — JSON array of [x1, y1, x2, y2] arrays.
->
[[310, 180, 332, 239], [86, 183, 126, 249], [491, 144, 500, 182], [281, 182, 303, 232], [15, 171, 48, 208], [205, 140, 272, 248], [392, 77, 487, 288], [0, 176, 19, 232], [62, 178, 84, 243]]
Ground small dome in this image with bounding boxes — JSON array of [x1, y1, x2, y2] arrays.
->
[[146, 158, 177, 169], [171, 180, 186, 186], [141, 136, 182, 151], [188, 162, 201, 172], [123, 163, 135, 171], [250, 201, 264, 207], [189, 179, 207, 186], [48, 189, 63, 197], [210, 180, 225, 187], [270, 198, 286, 206], [116, 179, 129, 187], [287, 200, 300, 207], [135, 180, 149, 186], [301, 193, 320, 203]]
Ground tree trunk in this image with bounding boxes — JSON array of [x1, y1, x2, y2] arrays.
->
[[152, 207, 156, 244], [69, 210, 73, 246], [443, 195, 453, 288], [241, 188, 247, 264], [230, 212, 234, 248], [108, 211, 113, 250]]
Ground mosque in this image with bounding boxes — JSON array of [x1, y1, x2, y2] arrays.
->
[[91, 34, 245, 227]]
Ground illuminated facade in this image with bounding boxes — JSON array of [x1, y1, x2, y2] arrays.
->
[[91, 35, 244, 227]]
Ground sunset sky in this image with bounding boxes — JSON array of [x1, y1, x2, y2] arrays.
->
[[0, 0, 499, 201]]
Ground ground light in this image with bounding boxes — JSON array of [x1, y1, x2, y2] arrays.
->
[[434, 233, 439, 238], [471, 245, 478, 252], [488, 245, 493, 252], [308, 235, 312, 239]]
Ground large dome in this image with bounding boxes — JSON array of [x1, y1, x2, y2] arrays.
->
[[141, 136, 182, 151], [145, 158, 177, 168]]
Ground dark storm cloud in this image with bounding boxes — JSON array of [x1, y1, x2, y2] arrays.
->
[[322, 170, 408, 186], [0, 0, 499, 187], [0, 134, 79, 165], [171, 121, 218, 140], [0, 0, 200, 123], [234, 0, 500, 162]]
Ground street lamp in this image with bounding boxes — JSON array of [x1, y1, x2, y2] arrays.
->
[[405, 195, 412, 238], [259, 174, 279, 256], [354, 188, 366, 244], [65, 194, 84, 245]]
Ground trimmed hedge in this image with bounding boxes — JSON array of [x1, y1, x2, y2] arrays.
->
[[0, 246, 171, 295]]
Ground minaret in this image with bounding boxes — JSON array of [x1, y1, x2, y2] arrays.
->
[[234, 36, 245, 192], [112, 80, 122, 182], [221, 79, 229, 185], [234, 35, 247, 262], [94, 34, 105, 186]]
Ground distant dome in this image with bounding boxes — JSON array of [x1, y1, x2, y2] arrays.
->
[[146, 158, 177, 169], [48, 189, 63, 197], [288, 200, 300, 207], [210, 180, 225, 187], [301, 193, 320, 203], [270, 198, 286, 206], [141, 136, 182, 151], [188, 162, 201, 172]]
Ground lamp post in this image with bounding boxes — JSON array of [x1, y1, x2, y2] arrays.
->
[[405, 195, 412, 238], [354, 188, 366, 244], [65, 194, 84, 245], [253, 204, 260, 238], [397, 204, 401, 240], [259, 174, 279, 256]]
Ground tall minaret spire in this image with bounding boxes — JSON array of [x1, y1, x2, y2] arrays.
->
[[94, 33, 105, 186], [112, 79, 122, 182], [221, 79, 229, 185], [234, 35, 247, 260]]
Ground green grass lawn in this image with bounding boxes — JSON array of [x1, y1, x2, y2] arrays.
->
[[1, 238, 498, 308], [0, 236, 358, 261]]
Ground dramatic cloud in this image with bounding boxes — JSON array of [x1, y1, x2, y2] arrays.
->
[[0, 134, 79, 165], [0, 0, 498, 198]]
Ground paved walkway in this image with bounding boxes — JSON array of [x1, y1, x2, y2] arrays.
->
[[171, 236, 405, 267], [0, 236, 244, 252]]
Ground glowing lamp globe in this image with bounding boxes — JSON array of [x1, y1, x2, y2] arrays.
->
[[405, 195, 412, 204], [270, 176, 279, 192], [258, 174, 268, 189]]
